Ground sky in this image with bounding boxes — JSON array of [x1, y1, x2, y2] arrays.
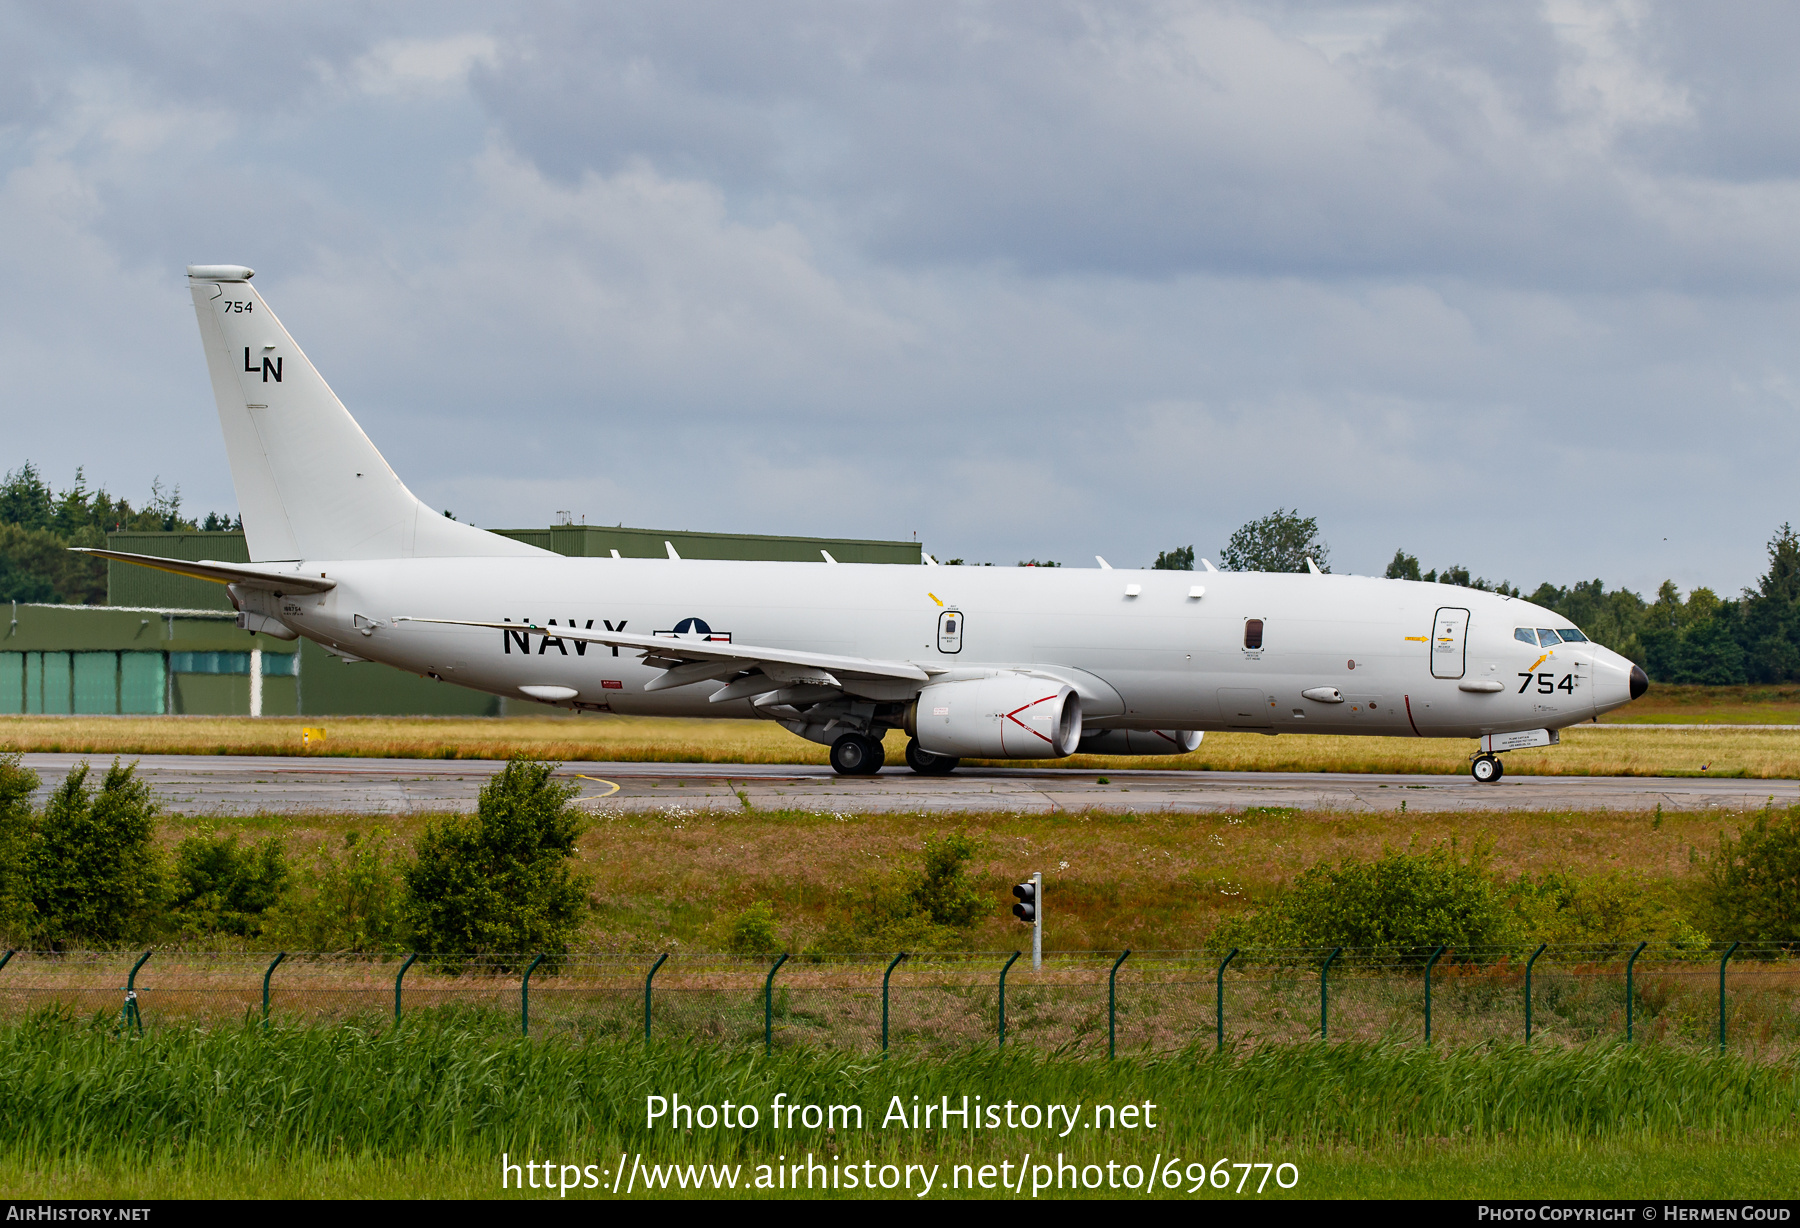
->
[[1, 1, 1797, 597]]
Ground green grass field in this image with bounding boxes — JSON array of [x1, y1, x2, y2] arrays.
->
[[3, 1019, 1797, 1199], [174, 801, 1733, 951], [4, 710, 1800, 776], [3, 705, 1794, 1201]]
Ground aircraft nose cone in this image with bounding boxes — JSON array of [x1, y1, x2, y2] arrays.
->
[[1629, 664, 1648, 700]]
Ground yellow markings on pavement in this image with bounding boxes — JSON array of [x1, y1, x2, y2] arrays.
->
[[574, 773, 621, 798]]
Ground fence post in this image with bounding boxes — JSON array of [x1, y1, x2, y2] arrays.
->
[[261, 952, 286, 1027], [1216, 948, 1238, 1053], [998, 951, 1021, 1048], [394, 952, 418, 1025], [764, 953, 789, 1055], [1525, 943, 1547, 1043], [644, 952, 669, 1044], [882, 952, 908, 1056], [1423, 945, 1446, 1045], [1319, 947, 1342, 1042], [1718, 941, 1740, 1054], [1108, 950, 1131, 1060], [122, 950, 151, 1034], [1624, 941, 1648, 1042], [521, 953, 546, 1038]]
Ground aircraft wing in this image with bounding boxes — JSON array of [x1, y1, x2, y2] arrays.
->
[[71, 548, 338, 594], [395, 617, 936, 690]]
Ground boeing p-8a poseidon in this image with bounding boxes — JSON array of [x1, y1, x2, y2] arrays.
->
[[87, 266, 1648, 782]]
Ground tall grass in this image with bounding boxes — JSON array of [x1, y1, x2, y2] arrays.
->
[[4, 714, 1800, 776], [3, 1016, 1796, 1165]]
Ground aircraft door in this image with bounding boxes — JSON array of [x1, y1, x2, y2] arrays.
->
[[937, 609, 963, 654], [1217, 687, 1274, 728], [1430, 607, 1470, 679]]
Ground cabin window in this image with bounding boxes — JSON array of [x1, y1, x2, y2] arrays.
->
[[1243, 619, 1264, 650]]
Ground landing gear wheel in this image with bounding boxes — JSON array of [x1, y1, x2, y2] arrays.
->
[[905, 738, 960, 776], [830, 733, 885, 776], [1472, 754, 1503, 783]]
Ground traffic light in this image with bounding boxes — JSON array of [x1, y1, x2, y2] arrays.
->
[[1012, 880, 1037, 923], [1012, 871, 1043, 970]]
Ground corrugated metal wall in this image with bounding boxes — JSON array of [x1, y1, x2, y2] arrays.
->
[[0, 605, 297, 715]]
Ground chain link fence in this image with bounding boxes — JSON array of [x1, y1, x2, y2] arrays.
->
[[3, 945, 1796, 1056]]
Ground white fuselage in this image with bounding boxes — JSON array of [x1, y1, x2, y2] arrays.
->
[[277, 556, 1638, 739]]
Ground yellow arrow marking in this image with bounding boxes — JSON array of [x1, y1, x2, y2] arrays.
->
[[1404, 636, 1428, 642], [1525, 653, 1549, 672], [928, 592, 944, 607]]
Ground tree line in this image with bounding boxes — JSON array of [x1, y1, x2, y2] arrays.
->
[[1381, 526, 1800, 686], [0, 462, 237, 604], [1153, 510, 1800, 686]]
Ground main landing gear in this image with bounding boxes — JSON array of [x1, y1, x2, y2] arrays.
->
[[830, 733, 962, 777], [1471, 754, 1504, 783], [905, 738, 959, 776], [830, 733, 886, 776]]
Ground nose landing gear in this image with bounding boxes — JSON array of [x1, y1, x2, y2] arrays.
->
[[1471, 754, 1504, 783]]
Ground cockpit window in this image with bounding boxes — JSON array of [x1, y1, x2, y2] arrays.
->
[[1556, 628, 1588, 642], [1536, 628, 1559, 646], [1515, 628, 1539, 646]]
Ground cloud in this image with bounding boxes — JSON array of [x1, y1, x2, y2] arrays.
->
[[345, 33, 500, 97], [2, 1, 1800, 599]]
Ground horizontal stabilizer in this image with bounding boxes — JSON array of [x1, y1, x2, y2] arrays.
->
[[396, 617, 933, 684], [72, 548, 337, 594]]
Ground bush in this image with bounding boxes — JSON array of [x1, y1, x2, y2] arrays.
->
[[169, 830, 290, 937], [725, 901, 781, 954], [1701, 806, 1800, 945], [402, 759, 588, 966], [1217, 842, 1517, 960], [1510, 869, 1709, 953], [263, 830, 405, 953], [0, 754, 38, 941], [817, 831, 990, 952], [906, 832, 989, 929], [27, 760, 164, 947]]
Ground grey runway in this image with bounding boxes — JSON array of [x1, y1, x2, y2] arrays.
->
[[18, 753, 1799, 815]]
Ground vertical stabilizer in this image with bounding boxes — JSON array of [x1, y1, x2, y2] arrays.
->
[[186, 265, 548, 562]]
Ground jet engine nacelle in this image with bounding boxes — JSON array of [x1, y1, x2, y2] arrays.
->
[[908, 675, 1083, 759], [1077, 729, 1202, 756]]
